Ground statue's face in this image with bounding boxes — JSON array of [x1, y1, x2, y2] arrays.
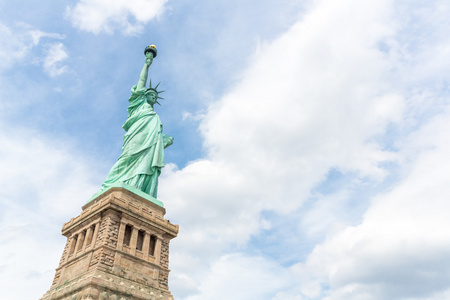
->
[[146, 92, 157, 105]]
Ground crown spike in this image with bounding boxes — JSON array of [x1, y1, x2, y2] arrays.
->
[[155, 82, 161, 89]]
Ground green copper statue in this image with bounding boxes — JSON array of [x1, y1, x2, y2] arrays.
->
[[100, 45, 173, 199]]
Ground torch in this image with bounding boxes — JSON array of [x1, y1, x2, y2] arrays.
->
[[144, 45, 158, 59]]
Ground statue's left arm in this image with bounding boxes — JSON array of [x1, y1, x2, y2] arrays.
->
[[162, 133, 174, 149]]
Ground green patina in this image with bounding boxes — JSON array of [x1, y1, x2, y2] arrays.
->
[[55, 279, 70, 291], [89, 182, 164, 207], [90, 45, 172, 206]]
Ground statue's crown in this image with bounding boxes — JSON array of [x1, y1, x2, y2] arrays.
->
[[145, 80, 164, 106]]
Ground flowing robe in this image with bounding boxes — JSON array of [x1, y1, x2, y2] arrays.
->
[[101, 85, 171, 198]]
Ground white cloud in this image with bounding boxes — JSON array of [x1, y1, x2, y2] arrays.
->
[[66, 0, 167, 35], [159, 0, 450, 299], [0, 22, 67, 75], [0, 124, 102, 218], [295, 108, 450, 300], [163, 0, 401, 249], [43, 42, 69, 77], [0, 123, 102, 300], [182, 254, 290, 300]]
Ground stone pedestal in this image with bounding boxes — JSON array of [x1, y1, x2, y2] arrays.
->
[[41, 187, 179, 300]]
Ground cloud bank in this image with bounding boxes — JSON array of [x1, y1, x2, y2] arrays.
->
[[0, 123, 102, 299], [157, 0, 450, 299]]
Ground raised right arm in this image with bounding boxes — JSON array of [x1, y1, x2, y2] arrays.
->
[[136, 52, 154, 90]]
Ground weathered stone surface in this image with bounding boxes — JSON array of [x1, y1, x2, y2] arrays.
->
[[41, 187, 178, 300]]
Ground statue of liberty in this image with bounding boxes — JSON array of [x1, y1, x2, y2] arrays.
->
[[99, 45, 173, 199]]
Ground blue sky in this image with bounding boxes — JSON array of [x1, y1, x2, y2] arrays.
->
[[1, 0, 450, 299]]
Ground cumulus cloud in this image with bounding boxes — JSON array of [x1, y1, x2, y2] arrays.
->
[[159, 0, 450, 299], [163, 0, 399, 260], [0, 123, 102, 300], [182, 254, 291, 300], [66, 0, 167, 35], [295, 108, 450, 300], [164, 0, 402, 220], [0, 124, 102, 219]]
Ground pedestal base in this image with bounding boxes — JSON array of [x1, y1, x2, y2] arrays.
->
[[41, 187, 178, 300], [41, 269, 173, 300]]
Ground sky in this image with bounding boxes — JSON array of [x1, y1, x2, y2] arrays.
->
[[0, 0, 450, 299]]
